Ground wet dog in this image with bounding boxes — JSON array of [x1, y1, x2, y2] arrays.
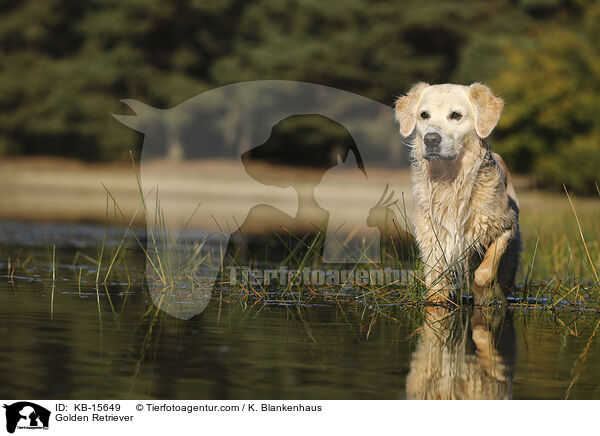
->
[[395, 83, 520, 304]]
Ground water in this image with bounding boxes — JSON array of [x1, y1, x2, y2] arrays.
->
[[0, 221, 599, 399]]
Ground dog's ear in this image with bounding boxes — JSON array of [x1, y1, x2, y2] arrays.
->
[[395, 82, 429, 137], [469, 83, 503, 138]]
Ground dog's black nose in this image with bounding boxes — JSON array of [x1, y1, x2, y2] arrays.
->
[[424, 132, 442, 151]]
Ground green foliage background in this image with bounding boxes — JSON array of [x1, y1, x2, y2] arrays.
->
[[0, 0, 598, 193]]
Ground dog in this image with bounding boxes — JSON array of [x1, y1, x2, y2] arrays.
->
[[406, 306, 515, 399], [395, 82, 520, 304]]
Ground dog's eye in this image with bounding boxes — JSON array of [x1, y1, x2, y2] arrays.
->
[[420, 111, 430, 119], [450, 111, 462, 120]]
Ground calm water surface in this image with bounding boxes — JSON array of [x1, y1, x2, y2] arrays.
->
[[0, 221, 599, 399]]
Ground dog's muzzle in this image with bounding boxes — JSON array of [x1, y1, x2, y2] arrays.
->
[[423, 132, 444, 161], [422, 132, 457, 161], [424, 132, 441, 152]]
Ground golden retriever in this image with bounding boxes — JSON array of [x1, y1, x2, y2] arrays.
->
[[395, 83, 520, 304], [406, 306, 515, 399]]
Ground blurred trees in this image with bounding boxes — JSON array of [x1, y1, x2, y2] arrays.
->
[[0, 0, 239, 159], [0, 0, 597, 193], [481, 0, 600, 195]]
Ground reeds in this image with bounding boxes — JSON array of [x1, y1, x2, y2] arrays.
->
[[45, 161, 599, 322]]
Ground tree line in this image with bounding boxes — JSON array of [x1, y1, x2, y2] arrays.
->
[[0, 0, 598, 193]]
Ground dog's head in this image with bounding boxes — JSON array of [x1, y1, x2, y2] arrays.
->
[[395, 82, 503, 162]]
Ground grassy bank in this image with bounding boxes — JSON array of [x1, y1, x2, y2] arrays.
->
[[1, 157, 599, 310]]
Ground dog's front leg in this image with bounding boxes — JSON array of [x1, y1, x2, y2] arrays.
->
[[472, 229, 513, 304], [423, 251, 455, 304], [470, 307, 512, 383], [415, 217, 459, 304]]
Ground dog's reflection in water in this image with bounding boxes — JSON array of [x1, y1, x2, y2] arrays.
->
[[406, 306, 516, 400]]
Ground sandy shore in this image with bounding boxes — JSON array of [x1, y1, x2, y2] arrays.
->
[[0, 157, 414, 233], [3, 156, 597, 240]]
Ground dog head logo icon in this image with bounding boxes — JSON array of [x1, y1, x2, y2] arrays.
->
[[3, 402, 50, 434]]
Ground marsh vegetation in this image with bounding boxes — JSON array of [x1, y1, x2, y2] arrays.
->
[[0, 161, 599, 399]]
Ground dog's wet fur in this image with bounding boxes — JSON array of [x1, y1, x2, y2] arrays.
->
[[395, 83, 521, 304]]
